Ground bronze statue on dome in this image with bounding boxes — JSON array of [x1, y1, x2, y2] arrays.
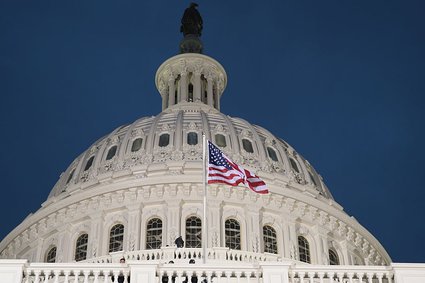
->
[[180, 3, 203, 37]]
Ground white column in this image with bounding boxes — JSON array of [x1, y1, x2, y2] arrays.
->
[[180, 72, 188, 102], [32, 239, 44, 262], [56, 228, 71, 262], [87, 212, 103, 258], [166, 200, 181, 246], [340, 240, 353, 265], [246, 205, 261, 253], [161, 89, 168, 110], [281, 220, 291, 259], [194, 72, 201, 102], [287, 217, 298, 260], [208, 200, 222, 247], [311, 226, 327, 264], [126, 203, 142, 252], [207, 76, 213, 107], [168, 78, 175, 106]]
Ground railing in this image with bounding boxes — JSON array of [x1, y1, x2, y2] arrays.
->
[[289, 265, 394, 283], [19, 262, 398, 283], [85, 247, 281, 264], [1, 257, 424, 283], [158, 263, 262, 283], [22, 263, 129, 283]]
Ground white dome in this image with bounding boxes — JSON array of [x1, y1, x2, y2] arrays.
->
[[0, 53, 390, 267], [48, 102, 332, 202]]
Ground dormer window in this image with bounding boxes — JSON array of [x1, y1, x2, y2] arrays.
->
[[242, 139, 254, 153], [215, 134, 226, 147], [267, 147, 278, 161], [106, 146, 117, 160], [187, 132, 198, 145], [290, 158, 300, 173], [84, 156, 95, 171], [131, 138, 143, 152], [159, 133, 170, 147]]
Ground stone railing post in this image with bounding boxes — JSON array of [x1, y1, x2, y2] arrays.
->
[[212, 247, 229, 261], [0, 259, 27, 283], [128, 261, 157, 283], [392, 263, 425, 283], [259, 262, 291, 283], [162, 246, 176, 262]]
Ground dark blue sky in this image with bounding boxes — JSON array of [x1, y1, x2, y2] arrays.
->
[[1, 1, 424, 263]]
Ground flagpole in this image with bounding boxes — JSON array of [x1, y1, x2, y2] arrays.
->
[[202, 134, 207, 264]]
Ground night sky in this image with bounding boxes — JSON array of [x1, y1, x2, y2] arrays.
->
[[1, 1, 424, 263]]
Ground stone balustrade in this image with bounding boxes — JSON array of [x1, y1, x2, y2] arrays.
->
[[22, 262, 129, 283], [85, 247, 281, 264], [1, 258, 425, 283], [289, 265, 393, 283]]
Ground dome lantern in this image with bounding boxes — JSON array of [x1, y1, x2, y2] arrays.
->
[[156, 4, 227, 111], [155, 54, 227, 111]]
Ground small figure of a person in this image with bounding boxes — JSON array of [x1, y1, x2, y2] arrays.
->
[[112, 257, 130, 283], [175, 236, 184, 248]]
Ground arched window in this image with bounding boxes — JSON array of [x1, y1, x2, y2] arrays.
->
[[146, 218, 162, 250], [75, 233, 88, 261], [84, 156, 95, 171], [159, 133, 170, 147], [267, 147, 278, 162], [263, 225, 278, 254], [187, 132, 198, 145], [106, 146, 117, 160], [131, 138, 143, 152], [215, 134, 226, 147], [329, 249, 340, 265], [109, 224, 124, 253], [225, 219, 241, 250], [66, 169, 75, 184], [290, 158, 300, 173], [45, 246, 57, 263], [242, 139, 254, 153], [298, 236, 311, 263], [185, 216, 202, 248]]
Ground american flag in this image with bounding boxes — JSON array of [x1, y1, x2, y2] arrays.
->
[[207, 140, 269, 194]]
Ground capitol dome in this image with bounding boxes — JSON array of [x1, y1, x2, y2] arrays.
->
[[0, 11, 390, 268]]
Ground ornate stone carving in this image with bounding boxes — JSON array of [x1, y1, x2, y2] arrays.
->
[[212, 231, 218, 247], [346, 227, 355, 241], [252, 235, 259, 253], [290, 242, 298, 260], [171, 150, 184, 161], [160, 123, 171, 132], [131, 128, 144, 137], [214, 124, 224, 132]]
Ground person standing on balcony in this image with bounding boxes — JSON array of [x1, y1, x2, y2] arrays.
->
[[112, 257, 130, 283]]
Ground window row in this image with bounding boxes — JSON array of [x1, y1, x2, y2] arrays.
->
[[45, 231, 340, 265], [48, 220, 333, 262], [297, 236, 340, 265], [66, 133, 301, 186]]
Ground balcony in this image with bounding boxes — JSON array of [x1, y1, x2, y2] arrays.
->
[[1, 248, 424, 283]]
